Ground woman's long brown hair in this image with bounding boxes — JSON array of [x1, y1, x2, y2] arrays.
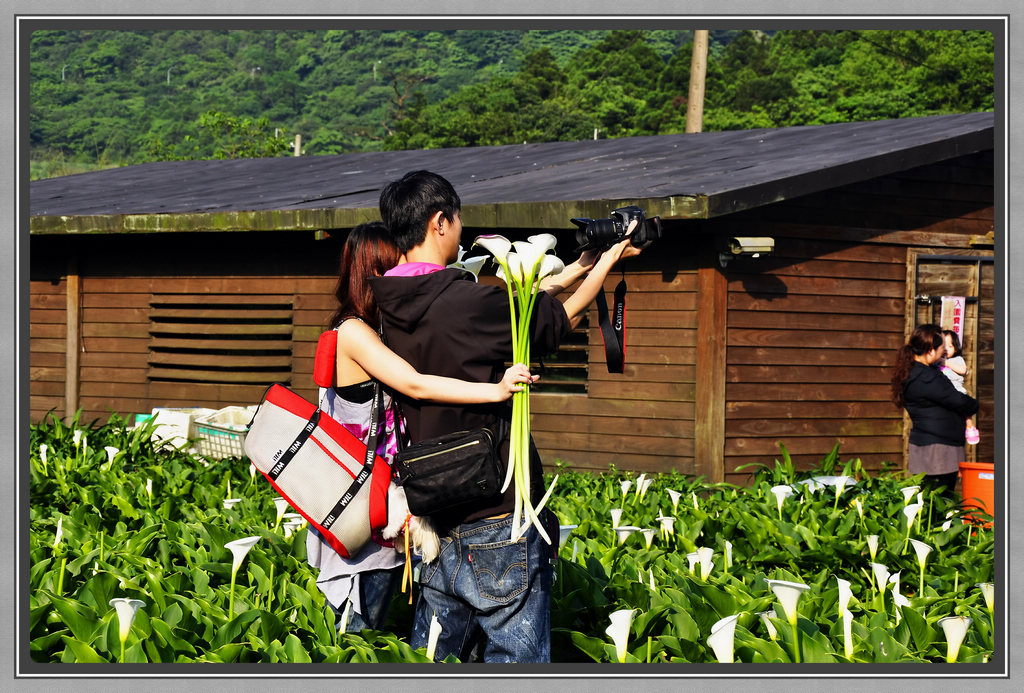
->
[[328, 221, 401, 331], [891, 323, 944, 409]]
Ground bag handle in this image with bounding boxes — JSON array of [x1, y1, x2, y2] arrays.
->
[[320, 380, 385, 530]]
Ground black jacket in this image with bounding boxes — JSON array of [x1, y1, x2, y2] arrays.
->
[[370, 268, 570, 527], [903, 362, 979, 447]]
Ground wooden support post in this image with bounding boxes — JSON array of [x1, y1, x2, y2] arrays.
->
[[695, 247, 727, 483], [293, 134, 302, 157], [64, 259, 81, 420], [686, 30, 709, 134]]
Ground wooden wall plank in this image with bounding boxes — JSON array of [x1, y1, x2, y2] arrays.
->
[[729, 347, 892, 367], [727, 400, 894, 419], [727, 365, 890, 384], [730, 293, 905, 315]]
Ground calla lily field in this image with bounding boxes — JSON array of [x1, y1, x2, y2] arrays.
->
[[29, 413, 994, 664]]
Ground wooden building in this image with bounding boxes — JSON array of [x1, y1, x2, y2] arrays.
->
[[29, 112, 997, 485]]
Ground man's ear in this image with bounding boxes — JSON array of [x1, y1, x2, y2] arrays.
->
[[430, 210, 446, 234]]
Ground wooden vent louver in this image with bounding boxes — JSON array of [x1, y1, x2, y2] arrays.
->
[[530, 314, 589, 395], [148, 294, 293, 385]]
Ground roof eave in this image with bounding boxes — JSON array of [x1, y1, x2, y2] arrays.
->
[[29, 194, 713, 235]]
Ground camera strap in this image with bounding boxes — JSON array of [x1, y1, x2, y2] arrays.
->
[[596, 273, 627, 373]]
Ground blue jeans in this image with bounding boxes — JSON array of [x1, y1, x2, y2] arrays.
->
[[410, 514, 552, 663]]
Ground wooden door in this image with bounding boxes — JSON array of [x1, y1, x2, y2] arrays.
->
[[907, 250, 995, 464]]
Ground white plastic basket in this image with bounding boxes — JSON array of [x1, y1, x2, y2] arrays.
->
[[194, 406, 257, 459], [146, 407, 216, 449]]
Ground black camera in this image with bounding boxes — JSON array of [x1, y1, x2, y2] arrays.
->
[[570, 205, 662, 252]]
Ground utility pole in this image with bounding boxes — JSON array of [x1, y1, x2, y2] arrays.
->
[[686, 30, 709, 134]]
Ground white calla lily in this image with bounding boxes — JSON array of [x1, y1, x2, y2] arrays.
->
[[511, 239, 544, 269], [901, 485, 921, 505], [667, 489, 682, 513], [757, 610, 779, 640], [103, 446, 119, 469], [770, 485, 794, 518], [145, 478, 153, 500], [537, 253, 564, 280], [610, 508, 622, 529], [473, 234, 512, 261], [425, 611, 444, 661], [902, 502, 923, 552], [937, 615, 972, 663], [619, 480, 633, 498], [527, 233, 558, 253], [605, 609, 636, 663], [686, 551, 700, 574], [766, 578, 810, 663], [910, 539, 932, 593], [766, 579, 810, 625], [632, 474, 647, 503], [888, 570, 910, 622], [224, 535, 261, 617], [866, 534, 879, 561], [853, 497, 864, 520], [637, 476, 653, 501], [869, 562, 891, 596], [504, 251, 525, 285], [39, 443, 48, 469], [976, 582, 994, 614], [273, 496, 289, 528], [903, 502, 922, 527], [641, 528, 657, 549], [696, 546, 715, 581], [614, 525, 639, 545], [53, 517, 63, 548], [249, 462, 257, 482], [73, 429, 83, 448], [225, 536, 260, 575], [448, 249, 488, 279], [706, 614, 740, 663], [223, 498, 242, 510], [337, 597, 351, 634], [692, 491, 700, 510], [657, 515, 675, 540], [842, 608, 855, 659], [836, 577, 853, 618], [558, 524, 578, 548], [109, 598, 146, 661], [891, 589, 911, 624], [725, 541, 733, 570]]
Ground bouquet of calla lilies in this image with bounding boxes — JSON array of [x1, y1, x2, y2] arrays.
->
[[473, 233, 565, 542]]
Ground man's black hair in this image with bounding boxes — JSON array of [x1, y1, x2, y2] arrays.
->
[[379, 170, 462, 254]]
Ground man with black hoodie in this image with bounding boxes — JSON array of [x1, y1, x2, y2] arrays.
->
[[371, 170, 641, 662]]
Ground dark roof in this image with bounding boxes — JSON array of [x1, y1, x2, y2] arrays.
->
[[30, 111, 993, 235]]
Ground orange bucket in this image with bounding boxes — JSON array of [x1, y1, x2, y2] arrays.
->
[[959, 461, 994, 527]]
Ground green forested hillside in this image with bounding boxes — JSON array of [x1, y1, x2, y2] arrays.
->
[[29, 29, 993, 179]]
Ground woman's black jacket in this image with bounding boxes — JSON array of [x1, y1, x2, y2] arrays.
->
[[903, 362, 979, 446]]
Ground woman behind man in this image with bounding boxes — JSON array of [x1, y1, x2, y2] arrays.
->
[[307, 221, 537, 632], [891, 323, 979, 497]]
